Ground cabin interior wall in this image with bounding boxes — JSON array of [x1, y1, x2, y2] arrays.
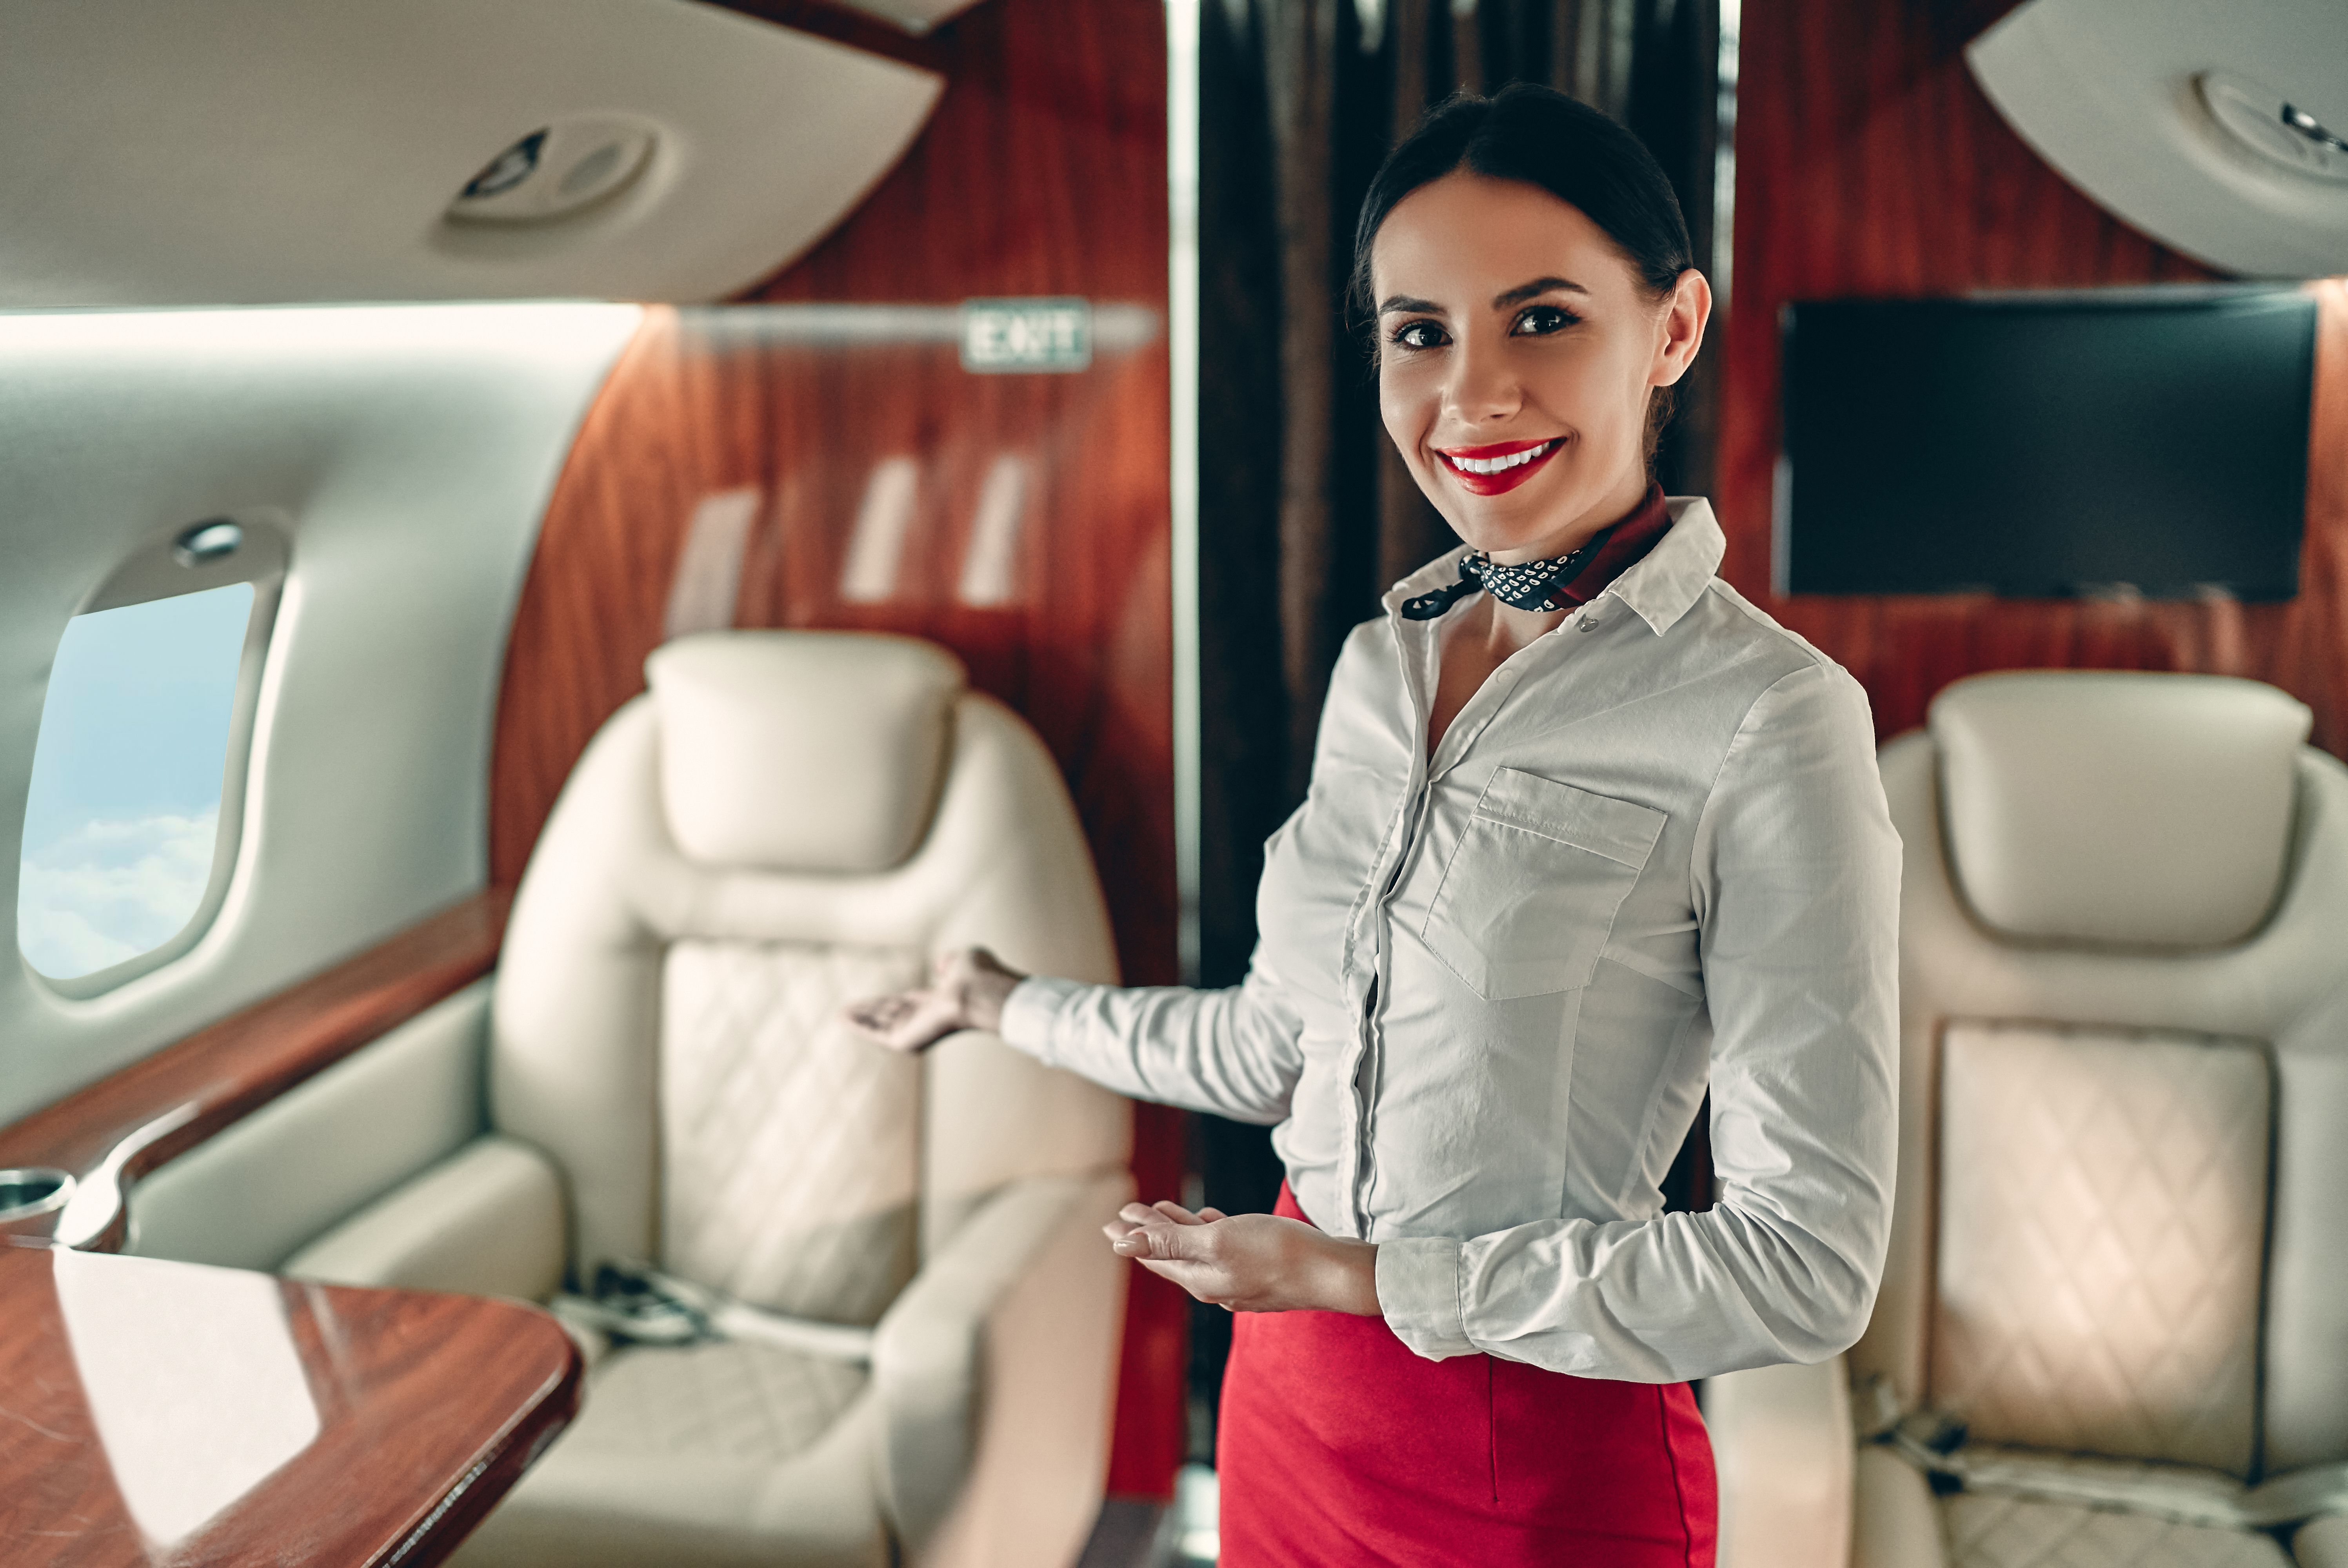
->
[[483, 0, 1185, 1498], [0, 305, 635, 1129], [1719, 0, 2348, 754]]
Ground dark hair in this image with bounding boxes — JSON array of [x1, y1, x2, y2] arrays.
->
[[1350, 84, 1697, 455], [1351, 84, 1693, 313]]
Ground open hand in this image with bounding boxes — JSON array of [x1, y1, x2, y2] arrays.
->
[[1103, 1200, 1381, 1316], [844, 946, 1026, 1053]]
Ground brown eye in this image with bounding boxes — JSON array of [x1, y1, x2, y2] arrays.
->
[[1390, 319, 1448, 350], [1512, 305, 1580, 336]]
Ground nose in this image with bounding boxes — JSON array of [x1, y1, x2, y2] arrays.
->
[[1443, 334, 1522, 426]]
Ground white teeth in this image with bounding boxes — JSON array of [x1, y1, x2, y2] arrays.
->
[[1447, 441, 1553, 475]]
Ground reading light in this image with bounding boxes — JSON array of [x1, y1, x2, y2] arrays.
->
[[172, 518, 244, 567], [2200, 71, 2348, 186], [445, 115, 658, 224], [2283, 104, 2348, 155]]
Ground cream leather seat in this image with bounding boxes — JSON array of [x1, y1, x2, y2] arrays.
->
[[296, 631, 1134, 1568], [1708, 670, 2348, 1568]]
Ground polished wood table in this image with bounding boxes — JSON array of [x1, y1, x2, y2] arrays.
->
[[0, 1242, 580, 1566]]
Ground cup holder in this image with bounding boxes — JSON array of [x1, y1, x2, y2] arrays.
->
[[0, 1167, 76, 1225]]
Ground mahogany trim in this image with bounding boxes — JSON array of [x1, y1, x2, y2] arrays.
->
[[701, 0, 956, 73], [0, 890, 510, 1253], [0, 1247, 580, 1568]]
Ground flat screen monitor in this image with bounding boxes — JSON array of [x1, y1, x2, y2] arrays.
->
[[1776, 289, 2317, 600]]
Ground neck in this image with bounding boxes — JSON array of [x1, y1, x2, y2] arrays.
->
[[1482, 594, 1567, 653]]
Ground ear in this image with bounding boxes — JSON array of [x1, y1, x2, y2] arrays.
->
[[1651, 269, 1713, 388]]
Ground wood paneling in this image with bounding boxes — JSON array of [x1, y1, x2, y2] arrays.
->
[[0, 1245, 577, 1567], [0, 893, 509, 1254], [487, 0, 1187, 1494], [1718, 0, 2348, 751]]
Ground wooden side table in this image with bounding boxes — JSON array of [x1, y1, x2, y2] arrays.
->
[[0, 1242, 579, 1566]]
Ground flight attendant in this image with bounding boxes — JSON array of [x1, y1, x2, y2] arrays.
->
[[853, 83, 1899, 1567]]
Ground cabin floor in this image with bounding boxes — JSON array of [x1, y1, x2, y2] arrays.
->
[[1078, 1466, 1219, 1568]]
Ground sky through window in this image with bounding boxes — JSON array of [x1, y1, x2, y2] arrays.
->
[[17, 584, 254, 981]]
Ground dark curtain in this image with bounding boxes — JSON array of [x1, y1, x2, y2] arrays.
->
[[1189, 0, 1724, 1455]]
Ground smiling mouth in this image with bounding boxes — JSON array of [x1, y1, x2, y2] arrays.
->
[[1435, 437, 1562, 494]]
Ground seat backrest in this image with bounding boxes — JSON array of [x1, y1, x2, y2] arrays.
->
[[1859, 670, 2348, 1481], [489, 631, 1129, 1325]]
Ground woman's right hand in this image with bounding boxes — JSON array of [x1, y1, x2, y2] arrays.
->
[[844, 946, 1027, 1054]]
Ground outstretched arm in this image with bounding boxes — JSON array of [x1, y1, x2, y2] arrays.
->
[[847, 946, 1027, 1051], [849, 943, 1308, 1125]]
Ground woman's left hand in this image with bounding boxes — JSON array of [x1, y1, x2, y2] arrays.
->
[[1104, 1200, 1382, 1316]]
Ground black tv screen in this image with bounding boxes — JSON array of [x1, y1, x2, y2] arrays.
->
[[1777, 289, 2316, 600]]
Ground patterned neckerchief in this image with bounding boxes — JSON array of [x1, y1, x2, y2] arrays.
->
[[1400, 482, 1670, 621]]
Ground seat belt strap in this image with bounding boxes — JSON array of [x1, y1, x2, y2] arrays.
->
[[1877, 1409, 2348, 1532], [552, 1261, 876, 1364]]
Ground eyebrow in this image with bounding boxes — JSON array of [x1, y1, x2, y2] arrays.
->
[[1492, 276, 1587, 307], [1374, 277, 1590, 317]]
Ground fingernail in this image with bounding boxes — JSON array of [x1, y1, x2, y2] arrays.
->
[[1112, 1237, 1141, 1254]]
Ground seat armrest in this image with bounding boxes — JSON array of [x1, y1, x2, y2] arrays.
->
[[1707, 1356, 1857, 1568], [1852, 1446, 1947, 1568], [2296, 1515, 2348, 1568], [873, 1168, 1132, 1564], [279, 1133, 567, 1303]]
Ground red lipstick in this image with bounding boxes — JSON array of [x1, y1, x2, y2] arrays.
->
[[1433, 436, 1563, 496]]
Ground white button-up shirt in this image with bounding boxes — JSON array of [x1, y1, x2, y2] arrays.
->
[[1002, 499, 1901, 1382]]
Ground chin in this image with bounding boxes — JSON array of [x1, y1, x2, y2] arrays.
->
[[1444, 478, 1595, 558]]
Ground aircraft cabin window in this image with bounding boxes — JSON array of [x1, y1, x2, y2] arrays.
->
[[16, 517, 286, 995]]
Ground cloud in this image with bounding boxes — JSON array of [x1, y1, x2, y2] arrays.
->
[[17, 811, 220, 980]]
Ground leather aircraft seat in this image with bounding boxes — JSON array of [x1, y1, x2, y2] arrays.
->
[[296, 631, 1134, 1568], [1707, 670, 2348, 1568]]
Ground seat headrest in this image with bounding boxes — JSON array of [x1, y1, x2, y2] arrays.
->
[[1930, 671, 2311, 948], [645, 631, 965, 874]]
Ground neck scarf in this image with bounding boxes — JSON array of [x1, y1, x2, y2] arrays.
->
[[1400, 482, 1671, 621]]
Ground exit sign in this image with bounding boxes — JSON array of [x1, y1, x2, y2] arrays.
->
[[960, 298, 1092, 372]]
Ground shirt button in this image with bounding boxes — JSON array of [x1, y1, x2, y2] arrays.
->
[[1577, 615, 1600, 633]]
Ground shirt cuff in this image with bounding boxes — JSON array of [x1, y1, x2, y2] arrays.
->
[[997, 975, 1085, 1065], [1376, 1235, 1476, 1360]]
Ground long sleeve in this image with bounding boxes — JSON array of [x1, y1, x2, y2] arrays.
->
[[998, 950, 1309, 1126], [1376, 662, 1903, 1379]]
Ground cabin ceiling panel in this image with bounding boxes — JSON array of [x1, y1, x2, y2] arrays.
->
[[0, 0, 941, 306], [1968, 0, 2348, 278], [0, 303, 638, 1126]]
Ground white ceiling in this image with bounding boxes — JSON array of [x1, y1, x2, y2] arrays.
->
[[0, 0, 944, 305], [1969, 0, 2348, 278]]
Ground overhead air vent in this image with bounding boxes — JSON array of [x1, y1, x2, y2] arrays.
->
[[2199, 75, 2348, 189], [447, 116, 657, 225], [0, 0, 943, 305], [1967, 0, 2348, 278]]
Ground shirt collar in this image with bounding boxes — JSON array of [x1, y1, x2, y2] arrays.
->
[[1381, 495, 1725, 637], [1608, 497, 1724, 634]]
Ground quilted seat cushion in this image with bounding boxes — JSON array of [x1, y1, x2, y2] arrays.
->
[[1940, 1494, 2292, 1568], [1932, 1022, 2272, 1474], [451, 1341, 886, 1568], [661, 939, 925, 1325], [576, 1340, 868, 1463]]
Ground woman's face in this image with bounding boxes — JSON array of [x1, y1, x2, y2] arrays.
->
[[1371, 171, 1710, 563]]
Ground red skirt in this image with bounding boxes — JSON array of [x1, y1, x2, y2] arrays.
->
[[1214, 1186, 1717, 1567]]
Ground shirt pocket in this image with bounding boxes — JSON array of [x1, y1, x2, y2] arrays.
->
[[1419, 768, 1666, 1001]]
